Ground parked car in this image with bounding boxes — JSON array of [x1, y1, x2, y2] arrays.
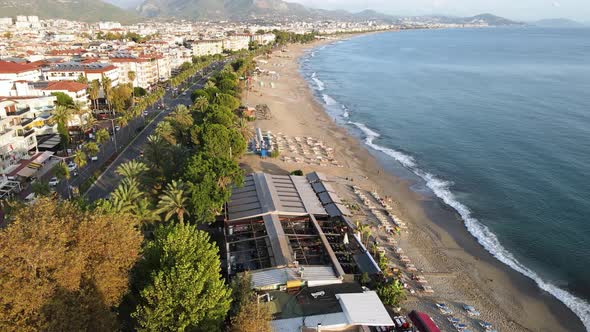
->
[[114, 125, 120, 131], [143, 111, 148, 116], [48, 177, 59, 186], [67, 162, 77, 171], [90, 156, 98, 162], [97, 113, 109, 120]]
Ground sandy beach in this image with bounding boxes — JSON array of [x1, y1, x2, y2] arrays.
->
[[240, 35, 585, 332]]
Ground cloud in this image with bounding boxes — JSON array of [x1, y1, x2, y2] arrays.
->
[[552, 1, 561, 7]]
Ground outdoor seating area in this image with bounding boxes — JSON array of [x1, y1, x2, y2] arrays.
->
[[272, 133, 343, 167]]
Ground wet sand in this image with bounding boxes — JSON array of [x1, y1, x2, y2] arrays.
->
[[240, 36, 585, 332]]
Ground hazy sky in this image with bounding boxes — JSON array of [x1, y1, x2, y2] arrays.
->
[[288, 0, 589, 21]]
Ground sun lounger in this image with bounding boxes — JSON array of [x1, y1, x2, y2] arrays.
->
[[447, 317, 460, 324], [462, 305, 481, 317]]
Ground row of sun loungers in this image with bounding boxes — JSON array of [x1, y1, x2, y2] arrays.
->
[[272, 133, 343, 167], [436, 303, 494, 332]]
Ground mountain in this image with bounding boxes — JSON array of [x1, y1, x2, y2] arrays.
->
[[138, 0, 310, 19], [0, 0, 139, 22], [430, 13, 521, 26], [532, 18, 585, 28]]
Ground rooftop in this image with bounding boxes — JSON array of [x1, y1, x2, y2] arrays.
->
[[0, 61, 39, 74]]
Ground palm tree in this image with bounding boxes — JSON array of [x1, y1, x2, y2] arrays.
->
[[95, 128, 110, 145], [83, 142, 99, 158], [101, 77, 113, 112], [132, 198, 159, 224], [127, 71, 136, 88], [194, 96, 209, 112], [116, 160, 148, 181], [73, 149, 87, 169], [155, 121, 177, 145], [52, 162, 71, 198], [81, 115, 96, 135], [110, 178, 143, 213], [237, 117, 253, 141], [155, 180, 189, 223], [88, 79, 100, 111], [52, 105, 73, 152]]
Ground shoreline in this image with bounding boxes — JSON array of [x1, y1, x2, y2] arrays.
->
[[241, 35, 586, 332]]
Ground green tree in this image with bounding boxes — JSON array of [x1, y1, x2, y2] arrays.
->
[[229, 272, 272, 332], [95, 128, 110, 145], [127, 71, 136, 87], [51, 105, 73, 151], [102, 77, 113, 112], [376, 280, 406, 307], [116, 160, 149, 181], [360, 272, 371, 286], [51, 92, 74, 107], [110, 178, 143, 213], [31, 182, 50, 196], [155, 180, 189, 223], [53, 161, 70, 181], [182, 153, 243, 223], [88, 79, 100, 111], [73, 149, 87, 169], [193, 95, 209, 112], [84, 142, 100, 157], [76, 74, 88, 84], [133, 223, 231, 331], [213, 93, 240, 110], [0, 198, 142, 331]]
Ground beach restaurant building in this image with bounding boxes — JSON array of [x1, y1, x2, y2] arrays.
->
[[223, 172, 391, 331]]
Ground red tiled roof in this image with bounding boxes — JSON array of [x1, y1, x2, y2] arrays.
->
[[47, 48, 85, 56], [42, 81, 87, 92], [0, 61, 39, 74]]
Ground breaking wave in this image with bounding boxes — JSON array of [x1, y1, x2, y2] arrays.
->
[[349, 121, 590, 330], [311, 72, 325, 91]]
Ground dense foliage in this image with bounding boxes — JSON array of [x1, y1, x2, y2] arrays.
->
[[0, 198, 143, 331], [133, 223, 231, 331]]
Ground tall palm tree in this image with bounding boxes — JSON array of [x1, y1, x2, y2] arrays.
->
[[127, 71, 136, 87], [194, 96, 209, 112], [73, 149, 87, 169], [95, 128, 110, 145], [132, 197, 159, 224], [52, 105, 73, 152], [88, 79, 100, 112], [111, 178, 143, 213], [355, 221, 371, 248], [155, 180, 189, 223], [101, 77, 113, 112], [237, 117, 253, 141], [116, 160, 148, 181], [128, 71, 137, 107]]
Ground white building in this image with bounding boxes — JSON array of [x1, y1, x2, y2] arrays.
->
[[110, 55, 168, 89], [45, 62, 119, 87], [98, 21, 122, 30], [0, 61, 41, 82], [223, 35, 251, 52], [0, 18, 12, 26], [0, 98, 39, 175], [251, 33, 276, 45], [191, 40, 224, 57]]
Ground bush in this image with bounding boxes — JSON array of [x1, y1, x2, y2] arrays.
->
[[269, 150, 280, 158], [290, 170, 303, 176]]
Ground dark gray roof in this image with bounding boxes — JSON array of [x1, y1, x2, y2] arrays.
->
[[227, 172, 326, 221]]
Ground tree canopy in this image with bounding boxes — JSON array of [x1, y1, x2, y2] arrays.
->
[[133, 223, 231, 331], [0, 198, 143, 331]]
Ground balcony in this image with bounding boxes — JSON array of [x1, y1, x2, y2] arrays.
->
[[7, 108, 32, 116], [20, 118, 34, 126]]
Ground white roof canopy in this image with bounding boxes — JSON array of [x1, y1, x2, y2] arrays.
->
[[336, 291, 395, 326]]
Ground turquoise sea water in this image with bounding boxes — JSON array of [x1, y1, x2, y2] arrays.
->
[[300, 28, 590, 328]]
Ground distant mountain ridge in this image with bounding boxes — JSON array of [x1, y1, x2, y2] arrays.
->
[[0, 0, 138, 22], [532, 18, 586, 27]]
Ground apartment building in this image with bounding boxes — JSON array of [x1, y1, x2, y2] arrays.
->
[[223, 35, 250, 52], [0, 98, 39, 175], [45, 62, 119, 86], [110, 55, 165, 89], [250, 33, 276, 45], [0, 61, 41, 82], [191, 39, 224, 57]]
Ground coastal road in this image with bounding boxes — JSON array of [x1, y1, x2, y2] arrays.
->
[[82, 61, 227, 202]]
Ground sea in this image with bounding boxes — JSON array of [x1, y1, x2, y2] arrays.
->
[[300, 27, 590, 329]]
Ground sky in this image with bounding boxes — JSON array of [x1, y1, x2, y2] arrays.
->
[[287, 0, 590, 22]]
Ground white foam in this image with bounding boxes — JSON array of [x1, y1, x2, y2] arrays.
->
[[322, 94, 337, 106], [311, 72, 325, 91], [341, 105, 350, 118], [349, 121, 590, 330], [310, 51, 316, 57]]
